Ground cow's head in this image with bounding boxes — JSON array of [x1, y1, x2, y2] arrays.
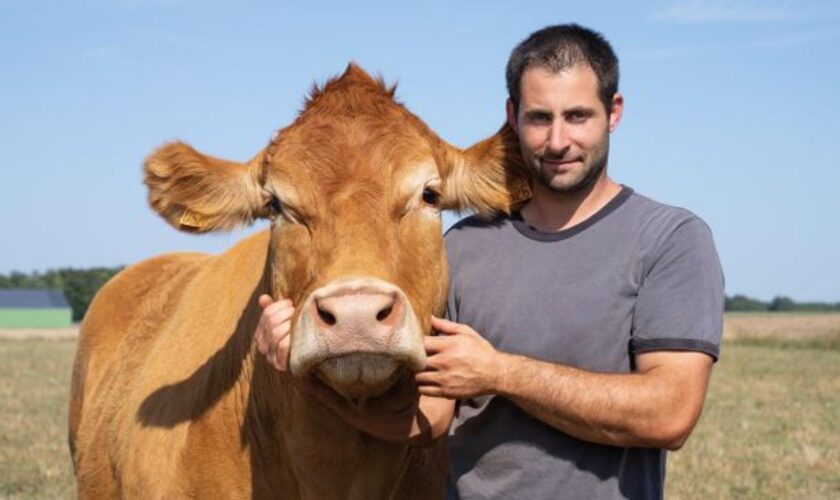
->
[[144, 65, 530, 409]]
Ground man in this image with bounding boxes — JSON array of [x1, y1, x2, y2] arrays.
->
[[257, 24, 723, 499]]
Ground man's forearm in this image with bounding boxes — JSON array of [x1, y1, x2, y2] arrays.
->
[[493, 351, 711, 450]]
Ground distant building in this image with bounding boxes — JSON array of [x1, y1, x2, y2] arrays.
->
[[0, 289, 73, 328]]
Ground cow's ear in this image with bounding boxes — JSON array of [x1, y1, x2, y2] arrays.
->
[[144, 142, 270, 233], [439, 123, 532, 218]]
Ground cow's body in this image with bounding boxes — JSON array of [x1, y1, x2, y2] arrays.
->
[[69, 65, 527, 498], [70, 232, 444, 498]]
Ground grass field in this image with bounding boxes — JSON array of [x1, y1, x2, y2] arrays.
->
[[0, 338, 76, 499], [1, 314, 838, 499], [667, 343, 839, 498], [723, 312, 840, 348]]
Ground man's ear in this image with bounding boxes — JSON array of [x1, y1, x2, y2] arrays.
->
[[608, 93, 624, 133], [505, 98, 518, 133], [143, 142, 269, 233], [438, 123, 532, 218]]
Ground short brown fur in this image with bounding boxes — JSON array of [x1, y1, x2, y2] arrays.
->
[[70, 64, 528, 498]]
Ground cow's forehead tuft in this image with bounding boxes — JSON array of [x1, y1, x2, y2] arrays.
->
[[315, 63, 397, 99], [303, 64, 401, 117]]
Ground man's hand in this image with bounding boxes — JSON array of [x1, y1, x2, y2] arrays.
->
[[415, 316, 504, 399], [255, 294, 295, 371]]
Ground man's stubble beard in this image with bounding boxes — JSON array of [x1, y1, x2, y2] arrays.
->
[[535, 137, 609, 196]]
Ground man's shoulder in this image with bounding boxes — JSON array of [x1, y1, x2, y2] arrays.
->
[[623, 189, 710, 234], [443, 213, 515, 267], [444, 213, 512, 243], [625, 189, 695, 219], [622, 189, 720, 278]]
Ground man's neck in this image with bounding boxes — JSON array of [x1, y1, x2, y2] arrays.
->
[[520, 175, 622, 233]]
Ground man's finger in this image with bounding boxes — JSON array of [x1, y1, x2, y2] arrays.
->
[[431, 316, 462, 335], [417, 385, 444, 398], [255, 328, 269, 354], [266, 309, 294, 331], [258, 294, 274, 309], [423, 335, 452, 353], [415, 370, 441, 385], [271, 323, 291, 344], [422, 356, 439, 371], [264, 299, 293, 316], [271, 305, 295, 321]]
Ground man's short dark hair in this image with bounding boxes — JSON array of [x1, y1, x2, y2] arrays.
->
[[506, 24, 619, 114]]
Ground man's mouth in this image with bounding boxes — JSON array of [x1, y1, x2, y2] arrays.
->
[[541, 158, 580, 168]]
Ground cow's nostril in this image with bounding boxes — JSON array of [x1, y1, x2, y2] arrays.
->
[[376, 306, 393, 322], [317, 306, 337, 326]]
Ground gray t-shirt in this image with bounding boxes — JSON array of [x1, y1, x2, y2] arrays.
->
[[445, 187, 724, 500]]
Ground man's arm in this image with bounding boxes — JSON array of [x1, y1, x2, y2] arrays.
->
[[416, 317, 713, 450], [496, 350, 712, 450]]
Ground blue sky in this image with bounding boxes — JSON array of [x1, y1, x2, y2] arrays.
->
[[1, 0, 838, 301]]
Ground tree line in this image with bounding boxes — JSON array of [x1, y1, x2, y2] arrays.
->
[[0, 267, 123, 321], [2, 268, 839, 320], [725, 294, 840, 312]]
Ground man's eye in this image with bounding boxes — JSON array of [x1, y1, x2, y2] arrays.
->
[[568, 112, 589, 123], [422, 188, 441, 206], [526, 114, 551, 125]]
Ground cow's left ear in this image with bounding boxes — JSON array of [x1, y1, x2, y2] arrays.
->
[[439, 123, 532, 218], [144, 142, 270, 233]]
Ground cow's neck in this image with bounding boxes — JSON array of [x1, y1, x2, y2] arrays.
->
[[242, 355, 415, 498], [200, 239, 413, 497]]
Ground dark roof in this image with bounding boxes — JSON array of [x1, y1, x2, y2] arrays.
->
[[0, 289, 71, 308]]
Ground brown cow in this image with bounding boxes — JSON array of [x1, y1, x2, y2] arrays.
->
[[68, 64, 529, 499]]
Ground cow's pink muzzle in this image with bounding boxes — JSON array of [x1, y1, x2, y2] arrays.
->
[[289, 277, 426, 399]]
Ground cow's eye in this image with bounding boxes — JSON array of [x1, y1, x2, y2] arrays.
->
[[267, 195, 308, 227], [268, 195, 283, 214], [422, 188, 441, 207]]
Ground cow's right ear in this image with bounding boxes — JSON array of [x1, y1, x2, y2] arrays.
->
[[144, 142, 270, 233]]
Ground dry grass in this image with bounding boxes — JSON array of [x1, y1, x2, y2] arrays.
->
[[724, 312, 840, 348], [0, 313, 838, 498], [0, 326, 79, 341], [667, 343, 839, 499], [0, 339, 76, 499]]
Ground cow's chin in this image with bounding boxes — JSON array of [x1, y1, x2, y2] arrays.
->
[[311, 355, 417, 414], [316, 353, 404, 399]]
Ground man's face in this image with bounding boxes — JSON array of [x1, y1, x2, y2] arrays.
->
[[507, 64, 623, 194]]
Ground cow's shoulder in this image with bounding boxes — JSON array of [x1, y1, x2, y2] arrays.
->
[[74, 250, 211, 416], [81, 251, 210, 350], [85, 228, 270, 340]]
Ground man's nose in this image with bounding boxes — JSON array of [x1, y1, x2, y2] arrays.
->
[[547, 120, 570, 154]]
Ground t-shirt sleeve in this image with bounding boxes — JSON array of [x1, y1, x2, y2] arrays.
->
[[630, 217, 725, 361]]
